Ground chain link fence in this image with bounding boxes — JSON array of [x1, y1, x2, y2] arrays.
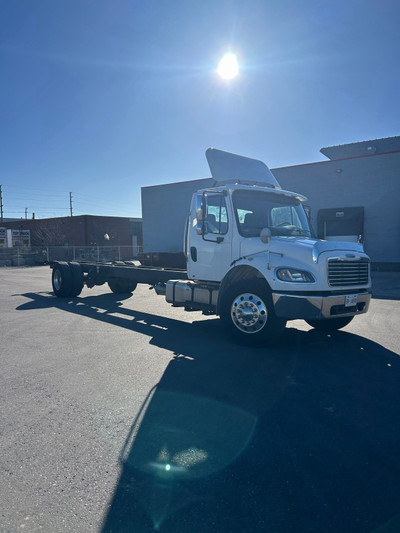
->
[[0, 245, 143, 267]]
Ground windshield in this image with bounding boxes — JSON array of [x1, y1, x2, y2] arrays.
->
[[232, 189, 312, 238]]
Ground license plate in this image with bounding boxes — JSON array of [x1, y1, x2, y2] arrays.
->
[[345, 294, 358, 307]]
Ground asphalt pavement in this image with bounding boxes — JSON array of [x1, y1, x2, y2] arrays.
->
[[0, 266, 399, 533]]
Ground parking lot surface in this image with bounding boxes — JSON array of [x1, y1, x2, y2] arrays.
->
[[1, 266, 399, 533]]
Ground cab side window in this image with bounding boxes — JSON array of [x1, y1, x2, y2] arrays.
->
[[206, 195, 228, 235]]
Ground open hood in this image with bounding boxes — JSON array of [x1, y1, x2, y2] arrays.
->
[[206, 148, 281, 189]]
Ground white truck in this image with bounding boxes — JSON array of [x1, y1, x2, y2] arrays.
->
[[50, 148, 371, 345]]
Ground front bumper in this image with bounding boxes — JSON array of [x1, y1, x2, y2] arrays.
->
[[272, 291, 371, 320]]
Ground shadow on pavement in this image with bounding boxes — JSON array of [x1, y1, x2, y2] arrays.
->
[[16, 292, 400, 532]]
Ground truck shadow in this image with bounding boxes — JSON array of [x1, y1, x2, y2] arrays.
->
[[15, 292, 400, 533], [100, 340, 400, 533]]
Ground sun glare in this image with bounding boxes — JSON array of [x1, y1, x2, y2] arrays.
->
[[217, 53, 239, 80]]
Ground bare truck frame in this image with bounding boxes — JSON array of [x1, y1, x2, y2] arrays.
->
[[51, 260, 188, 297]]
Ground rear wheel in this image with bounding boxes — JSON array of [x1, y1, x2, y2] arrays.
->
[[108, 280, 137, 294], [52, 262, 73, 297], [220, 279, 286, 346], [69, 262, 84, 297], [306, 316, 354, 331]]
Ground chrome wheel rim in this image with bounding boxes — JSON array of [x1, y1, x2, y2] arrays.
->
[[53, 269, 62, 291], [231, 293, 267, 334]]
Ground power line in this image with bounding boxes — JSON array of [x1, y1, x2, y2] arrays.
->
[[4, 184, 72, 194], [1, 184, 141, 219], [4, 207, 69, 211], [71, 191, 136, 208], [2, 185, 138, 212]]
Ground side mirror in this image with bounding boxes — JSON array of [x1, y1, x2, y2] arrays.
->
[[196, 208, 203, 222], [260, 227, 271, 244]]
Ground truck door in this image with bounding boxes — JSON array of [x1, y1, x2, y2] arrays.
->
[[187, 192, 232, 282]]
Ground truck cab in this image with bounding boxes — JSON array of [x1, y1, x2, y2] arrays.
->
[[175, 148, 371, 344]]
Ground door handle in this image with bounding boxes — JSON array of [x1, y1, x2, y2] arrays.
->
[[190, 247, 197, 262]]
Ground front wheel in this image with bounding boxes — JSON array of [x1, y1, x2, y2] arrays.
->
[[306, 316, 354, 331], [220, 279, 286, 346]]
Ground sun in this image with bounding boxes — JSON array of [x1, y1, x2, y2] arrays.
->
[[217, 53, 239, 80]]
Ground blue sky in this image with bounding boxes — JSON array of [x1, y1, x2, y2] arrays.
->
[[1, 0, 399, 219]]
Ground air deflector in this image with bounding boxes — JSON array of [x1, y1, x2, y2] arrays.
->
[[206, 148, 281, 189]]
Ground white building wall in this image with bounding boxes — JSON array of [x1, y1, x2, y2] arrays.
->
[[141, 178, 213, 253]]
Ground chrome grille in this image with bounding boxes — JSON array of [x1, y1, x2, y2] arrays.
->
[[328, 258, 370, 286]]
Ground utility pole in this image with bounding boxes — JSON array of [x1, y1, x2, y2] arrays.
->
[[69, 192, 73, 217], [0, 185, 3, 223]]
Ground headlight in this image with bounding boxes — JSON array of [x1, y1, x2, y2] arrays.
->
[[276, 268, 315, 283]]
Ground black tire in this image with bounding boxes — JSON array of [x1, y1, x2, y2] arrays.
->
[[52, 261, 73, 298], [69, 262, 84, 297], [220, 279, 287, 346], [306, 316, 354, 331], [108, 280, 137, 294]]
